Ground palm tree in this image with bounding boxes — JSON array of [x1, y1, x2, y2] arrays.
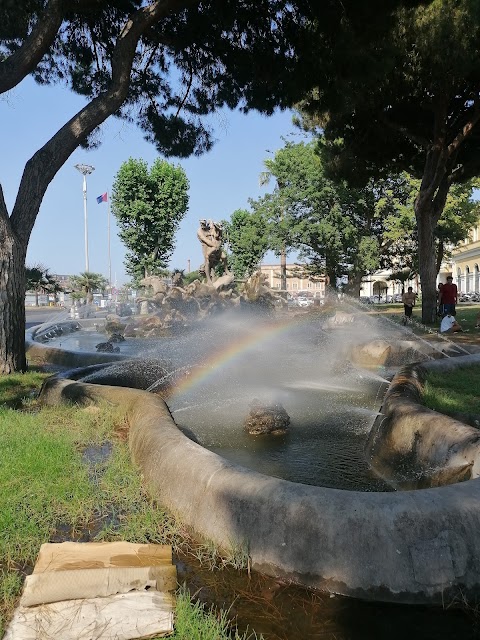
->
[[25, 264, 62, 306], [69, 272, 109, 304]]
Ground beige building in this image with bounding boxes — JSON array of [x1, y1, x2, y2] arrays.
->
[[358, 222, 480, 298], [360, 269, 417, 300], [450, 223, 480, 293], [260, 264, 326, 298]]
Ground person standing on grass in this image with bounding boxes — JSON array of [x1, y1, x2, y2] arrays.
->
[[401, 286, 417, 325], [439, 276, 458, 316]]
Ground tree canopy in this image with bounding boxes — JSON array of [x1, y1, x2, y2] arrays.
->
[[222, 208, 268, 278], [247, 141, 480, 293], [69, 271, 109, 303], [25, 264, 63, 306], [297, 0, 480, 321], [249, 142, 408, 290], [0, 0, 427, 372], [111, 158, 189, 282]]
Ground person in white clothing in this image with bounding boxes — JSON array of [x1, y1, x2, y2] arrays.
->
[[440, 314, 463, 333]]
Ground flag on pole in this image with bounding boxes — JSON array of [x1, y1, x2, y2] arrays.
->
[[96, 192, 108, 204]]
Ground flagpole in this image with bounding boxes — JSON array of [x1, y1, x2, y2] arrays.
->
[[107, 192, 112, 294]]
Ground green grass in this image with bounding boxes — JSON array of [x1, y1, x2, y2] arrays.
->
[[170, 588, 260, 640], [0, 371, 256, 639], [0, 406, 98, 564], [370, 302, 480, 332], [423, 366, 480, 417], [0, 368, 46, 409]]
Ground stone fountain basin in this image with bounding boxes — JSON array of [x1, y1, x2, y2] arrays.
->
[[26, 325, 480, 604]]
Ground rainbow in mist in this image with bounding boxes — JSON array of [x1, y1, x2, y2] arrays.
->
[[169, 314, 309, 397]]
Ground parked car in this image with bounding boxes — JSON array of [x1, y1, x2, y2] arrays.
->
[[297, 296, 314, 307], [369, 294, 394, 303], [459, 292, 480, 302]]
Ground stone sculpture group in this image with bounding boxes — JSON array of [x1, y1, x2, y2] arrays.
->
[[102, 219, 284, 339]]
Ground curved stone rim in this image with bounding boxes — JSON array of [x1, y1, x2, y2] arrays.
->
[[28, 328, 480, 604]]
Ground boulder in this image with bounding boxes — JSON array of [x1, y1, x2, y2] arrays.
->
[[323, 312, 355, 329], [105, 316, 128, 335], [350, 339, 392, 367], [244, 399, 290, 435], [95, 341, 120, 353], [108, 332, 125, 343]]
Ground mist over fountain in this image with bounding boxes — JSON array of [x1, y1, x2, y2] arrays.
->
[[29, 287, 438, 492]]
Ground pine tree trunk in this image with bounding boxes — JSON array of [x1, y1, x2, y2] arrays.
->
[[0, 242, 27, 373], [324, 254, 337, 302], [415, 201, 438, 324], [436, 240, 444, 276], [347, 272, 363, 297], [280, 245, 287, 291]]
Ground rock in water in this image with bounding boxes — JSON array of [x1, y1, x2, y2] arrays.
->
[[244, 399, 290, 435], [95, 341, 119, 353]]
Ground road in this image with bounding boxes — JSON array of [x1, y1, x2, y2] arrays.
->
[[25, 307, 70, 330]]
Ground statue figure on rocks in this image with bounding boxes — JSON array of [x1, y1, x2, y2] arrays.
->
[[197, 219, 230, 285], [139, 275, 168, 297], [137, 275, 169, 314], [244, 399, 290, 435], [171, 271, 184, 287], [242, 269, 283, 312]]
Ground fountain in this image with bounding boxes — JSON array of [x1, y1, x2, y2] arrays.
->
[[25, 226, 480, 604]]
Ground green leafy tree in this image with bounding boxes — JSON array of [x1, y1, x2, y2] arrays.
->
[[379, 176, 480, 276], [182, 270, 201, 285], [0, 0, 422, 372], [69, 272, 108, 304], [112, 158, 189, 282], [222, 209, 268, 278], [253, 142, 349, 288], [251, 142, 408, 292], [251, 142, 480, 295], [297, 0, 480, 321]]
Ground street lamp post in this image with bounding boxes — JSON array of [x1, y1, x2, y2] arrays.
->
[[74, 163, 95, 272]]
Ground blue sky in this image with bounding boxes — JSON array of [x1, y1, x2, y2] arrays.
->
[[1, 77, 300, 286]]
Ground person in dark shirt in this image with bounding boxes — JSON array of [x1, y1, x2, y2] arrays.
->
[[439, 276, 457, 315]]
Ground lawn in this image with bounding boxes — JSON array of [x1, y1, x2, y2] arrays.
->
[[0, 370, 257, 639], [423, 365, 480, 420], [367, 302, 480, 339]]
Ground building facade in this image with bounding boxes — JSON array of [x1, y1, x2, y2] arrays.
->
[[259, 264, 326, 298], [450, 223, 480, 293]]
